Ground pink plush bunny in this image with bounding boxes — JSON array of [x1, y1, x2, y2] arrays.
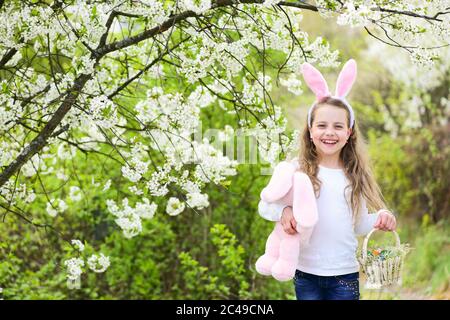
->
[[255, 161, 318, 281], [255, 59, 358, 281]]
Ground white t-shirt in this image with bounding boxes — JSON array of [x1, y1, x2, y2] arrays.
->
[[258, 164, 380, 276]]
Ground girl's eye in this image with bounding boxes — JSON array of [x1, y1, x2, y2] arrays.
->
[[336, 126, 343, 129]]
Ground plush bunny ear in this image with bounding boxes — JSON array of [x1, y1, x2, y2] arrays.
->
[[335, 59, 357, 98], [260, 161, 296, 202], [301, 62, 330, 100]]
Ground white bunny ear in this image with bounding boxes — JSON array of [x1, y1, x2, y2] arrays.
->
[[301, 62, 331, 100], [335, 59, 357, 98]]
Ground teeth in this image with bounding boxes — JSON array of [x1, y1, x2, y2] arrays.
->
[[322, 140, 337, 144]]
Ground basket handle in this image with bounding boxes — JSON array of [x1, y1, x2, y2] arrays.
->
[[362, 228, 401, 261]]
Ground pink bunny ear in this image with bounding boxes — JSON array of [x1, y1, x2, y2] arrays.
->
[[301, 62, 330, 100], [260, 161, 296, 202], [335, 59, 357, 98]]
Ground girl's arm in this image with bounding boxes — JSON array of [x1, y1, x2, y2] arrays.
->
[[354, 199, 380, 236], [258, 200, 288, 221], [355, 199, 397, 235]]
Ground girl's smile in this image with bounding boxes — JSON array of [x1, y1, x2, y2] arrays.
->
[[321, 139, 338, 146]]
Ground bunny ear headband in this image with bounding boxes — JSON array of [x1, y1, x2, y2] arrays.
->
[[301, 59, 357, 129]]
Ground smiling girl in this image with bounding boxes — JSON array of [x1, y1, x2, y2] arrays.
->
[[258, 60, 396, 300]]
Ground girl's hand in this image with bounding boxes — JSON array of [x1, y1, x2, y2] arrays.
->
[[281, 206, 298, 235], [373, 210, 397, 231]]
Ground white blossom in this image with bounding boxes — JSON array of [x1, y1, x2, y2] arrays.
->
[[64, 257, 84, 281], [166, 197, 185, 216], [77, 55, 96, 75], [46, 198, 67, 217], [57, 143, 76, 160], [107, 198, 157, 238], [21, 161, 38, 177], [129, 185, 144, 195], [69, 186, 82, 202], [56, 170, 69, 181], [103, 179, 112, 191], [46, 201, 58, 217], [88, 95, 117, 129], [186, 192, 209, 210], [180, 0, 212, 15], [0, 181, 35, 206], [263, 0, 282, 8], [336, 2, 379, 28], [71, 239, 85, 252], [25, 191, 36, 203], [59, 200, 68, 212], [87, 254, 110, 273], [280, 74, 303, 96], [121, 165, 142, 183]]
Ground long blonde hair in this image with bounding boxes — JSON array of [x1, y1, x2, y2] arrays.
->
[[298, 97, 387, 224]]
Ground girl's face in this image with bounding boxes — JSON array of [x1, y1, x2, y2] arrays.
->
[[309, 104, 352, 159]]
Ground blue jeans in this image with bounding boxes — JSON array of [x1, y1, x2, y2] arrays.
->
[[294, 270, 360, 300]]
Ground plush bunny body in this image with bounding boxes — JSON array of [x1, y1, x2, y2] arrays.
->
[[255, 59, 358, 282], [255, 161, 318, 281]]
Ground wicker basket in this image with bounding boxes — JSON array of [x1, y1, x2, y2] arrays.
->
[[359, 229, 408, 289]]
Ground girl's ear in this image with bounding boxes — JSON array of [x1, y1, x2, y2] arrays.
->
[[347, 127, 352, 138], [335, 59, 357, 98], [301, 62, 330, 100]]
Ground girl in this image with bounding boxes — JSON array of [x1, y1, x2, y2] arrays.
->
[[258, 60, 396, 300]]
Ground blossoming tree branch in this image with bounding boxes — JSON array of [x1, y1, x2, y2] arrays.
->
[[0, 0, 448, 287]]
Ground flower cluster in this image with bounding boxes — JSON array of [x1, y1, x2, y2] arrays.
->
[[63, 241, 111, 290], [69, 186, 82, 202], [280, 74, 303, 96], [46, 199, 68, 217], [337, 1, 380, 28], [186, 192, 209, 210], [64, 258, 85, 282], [246, 105, 289, 166], [107, 198, 157, 238], [88, 95, 119, 129], [0, 180, 36, 206], [87, 254, 111, 273], [71, 239, 85, 252], [179, 0, 212, 15], [262, 0, 282, 7], [166, 197, 185, 216]]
